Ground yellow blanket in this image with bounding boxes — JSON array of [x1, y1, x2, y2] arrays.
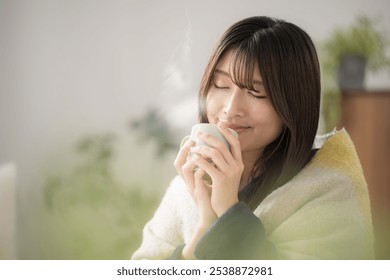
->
[[132, 129, 374, 259]]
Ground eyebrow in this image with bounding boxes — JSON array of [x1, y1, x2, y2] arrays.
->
[[214, 68, 263, 86]]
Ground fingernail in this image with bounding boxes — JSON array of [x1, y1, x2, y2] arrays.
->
[[187, 139, 195, 146], [190, 146, 199, 152], [219, 122, 227, 128]]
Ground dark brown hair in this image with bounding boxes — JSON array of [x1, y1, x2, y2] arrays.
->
[[198, 16, 321, 210]]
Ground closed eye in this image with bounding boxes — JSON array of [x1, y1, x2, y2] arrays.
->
[[213, 83, 229, 90], [248, 91, 267, 99]]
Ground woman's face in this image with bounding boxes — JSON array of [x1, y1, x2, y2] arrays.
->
[[206, 50, 284, 157]]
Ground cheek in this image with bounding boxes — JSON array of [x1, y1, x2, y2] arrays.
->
[[266, 108, 283, 128], [253, 104, 284, 132], [205, 93, 221, 120]]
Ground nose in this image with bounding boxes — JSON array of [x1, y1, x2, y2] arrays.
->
[[223, 87, 245, 118]]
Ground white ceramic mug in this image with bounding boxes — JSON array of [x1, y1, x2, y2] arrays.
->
[[180, 123, 238, 184], [181, 123, 238, 150]]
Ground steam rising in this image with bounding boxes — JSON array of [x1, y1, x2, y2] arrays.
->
[[160, 11, 198, 131]]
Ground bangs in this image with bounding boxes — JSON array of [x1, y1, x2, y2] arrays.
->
[[229, 43, 258, 92]]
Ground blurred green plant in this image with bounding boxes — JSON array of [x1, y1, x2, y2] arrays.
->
[[130, 108, 179, 157], [322, 15, 390, 80], [43, 133, 159, 259], [319, 14, 390, 132]]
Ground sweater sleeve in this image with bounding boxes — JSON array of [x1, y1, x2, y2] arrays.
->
[[194, 202, 278, 260], [131, 177, 188, 260]]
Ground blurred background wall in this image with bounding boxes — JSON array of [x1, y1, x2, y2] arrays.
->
[[0, 0, 389, 259]]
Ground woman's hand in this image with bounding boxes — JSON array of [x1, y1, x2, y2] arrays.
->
[[174, 138, 217, 228], [173, 122, 243, 259], [189, 122, 244, 217], [174, 135, 219, 259]]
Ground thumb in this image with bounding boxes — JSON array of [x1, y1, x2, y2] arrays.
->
[[194, 168, 211, 198]]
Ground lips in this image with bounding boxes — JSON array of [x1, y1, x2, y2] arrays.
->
[[220, 121, 249, 133]]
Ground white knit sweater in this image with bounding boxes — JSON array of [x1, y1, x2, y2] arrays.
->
[[132, 129, 375, 259]]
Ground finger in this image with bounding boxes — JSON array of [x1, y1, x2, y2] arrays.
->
[[181, 159, 197, 196], [174, 139, 195, 175], [196, 131, 234, 166], [194, 168, 211, 199], [217, 122, 242, 162], [194, 168, 206, 187], [191, 155, 221, 182], [196, 131, 229, 152], [190, 145, 229, 172]]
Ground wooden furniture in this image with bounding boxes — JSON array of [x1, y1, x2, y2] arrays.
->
[[337, 90, 390, 259]]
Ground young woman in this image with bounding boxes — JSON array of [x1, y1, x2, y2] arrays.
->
[[132, 16, 374, 260]]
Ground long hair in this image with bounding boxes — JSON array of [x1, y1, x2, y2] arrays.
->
[[198, 16, 321, 210]]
